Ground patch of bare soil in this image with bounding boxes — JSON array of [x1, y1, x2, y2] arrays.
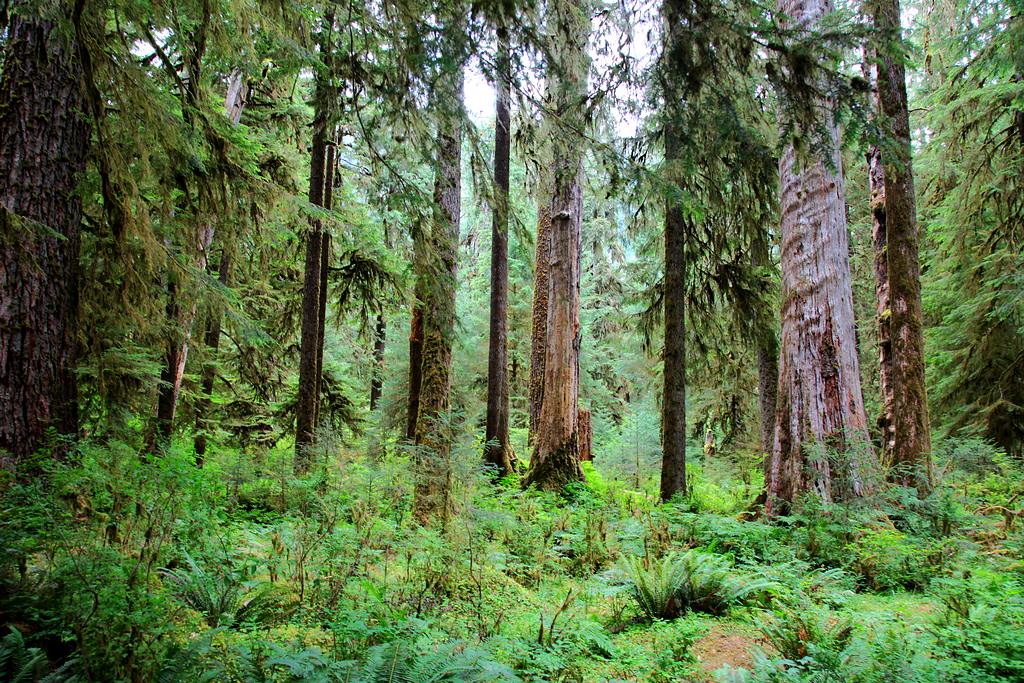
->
[[692, 625, 763, 678]]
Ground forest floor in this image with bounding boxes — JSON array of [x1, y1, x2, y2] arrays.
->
[[1, 438, 1022, 681]]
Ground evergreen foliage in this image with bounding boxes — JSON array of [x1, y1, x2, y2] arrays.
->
[[1, 0, 1022, 678]]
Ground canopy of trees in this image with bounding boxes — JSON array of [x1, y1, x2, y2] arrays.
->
[[1, 0, 1023, 679]]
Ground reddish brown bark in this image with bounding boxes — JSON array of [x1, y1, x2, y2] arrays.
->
[[766, 0, 874, 514], [577, 408, 592, 462], [484, 29, 515, 477], [528, 207, 551, 443], [413, 66, 464, 522], [872, 0, 932, 490], [524, 0, 589, 491], [0, 7, 90, 465]]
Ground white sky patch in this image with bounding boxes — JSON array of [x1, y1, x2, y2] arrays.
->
[[464, 65, 496, 122]]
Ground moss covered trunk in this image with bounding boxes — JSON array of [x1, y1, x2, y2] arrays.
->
[[294, 50, 332, 472], [314, 143, 336, 429], [484, 30, 515, 477], [413, 65, 464, 522], [370, 313, 386, 411], [752, 233, 780, 454], [873, 0, 932, 490]]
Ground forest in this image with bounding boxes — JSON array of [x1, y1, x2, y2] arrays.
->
[[1, 0, 1023, 679]]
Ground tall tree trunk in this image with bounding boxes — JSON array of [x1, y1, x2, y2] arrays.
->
[[193, 252, 231, 464], [753, 232, 779, 453], [867, 133, 894, 459], [528, 207, 551, 443], [413, 65, 464, 522], [153, 70, 246, 448], [0, 6, 90, 466], [314, 142, 336, 429], [484, 28, 515, 477], [370, 313, 386, 410], [294, 30, 332, 472], [872, 0, 932, 491], [524, 0, 589, 491], [660, 0, 687, 502], [766, 0, 874, 515], [407, 261, 425, 440]]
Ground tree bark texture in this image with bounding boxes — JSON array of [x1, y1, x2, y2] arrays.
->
[[294, 79, 330, 473], [484, 30, 515, 477], [867, 138, 894, 459], [314, 142, 336, 429], [872, 0, 932, 490], [577, 408, 592, 462], [528, 206, 551, 443], [0, 7, 90, 465], [524, 0, 589, 491], [413, 67, 464, 522], [767, 0, 874, 515], [660, 0, 687, 502]]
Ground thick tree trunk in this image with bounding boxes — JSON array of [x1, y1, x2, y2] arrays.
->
[[413, 66, 464, 522], [314, 143, 336, 428], [370, 313, 386, 410], [753, 233, 779, 453], [0, 8, 90, 465], [873, 0, 932, 490], [194, 252, 231, 463], [766, 0, 874, 515], [528, 207, 551, 443], [660, 0, 687, 502], [294, 76, 331, 473], [484, 29, 515, 477], [524, 0, 589, 491]]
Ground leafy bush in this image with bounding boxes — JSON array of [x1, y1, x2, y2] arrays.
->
[[620, 550, 767, 619], [847, 527, 953, 591], [752, 602, 854, 681], [668, 511, 786, 563], [931, 577, 1024, 682], [162, 620, 520, 682]]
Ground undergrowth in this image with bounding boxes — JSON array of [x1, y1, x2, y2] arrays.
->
[[0, 436, 1021, 681]]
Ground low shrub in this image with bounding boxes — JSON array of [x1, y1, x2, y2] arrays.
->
[[620, 550, 768, 619], [847, 527, 954, 591]]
